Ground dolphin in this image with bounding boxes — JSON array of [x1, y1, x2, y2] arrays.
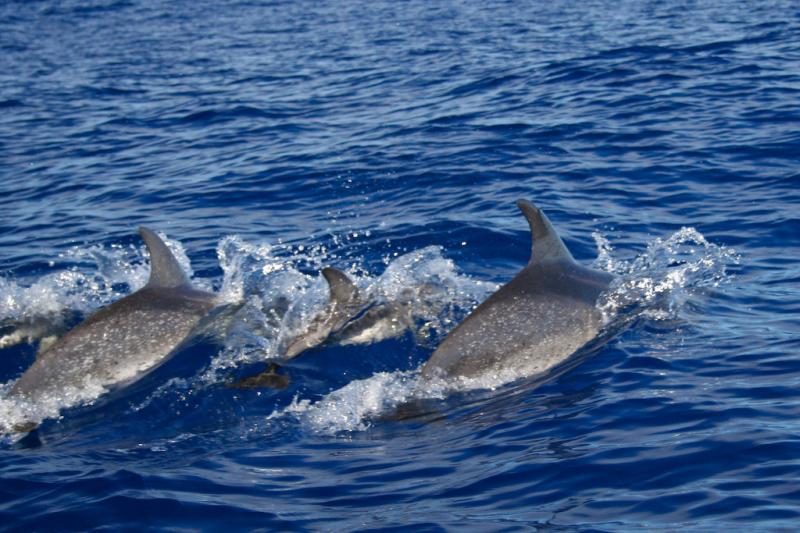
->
[[7, 227, 217, 432], [421, 199, 614, 381], [283, 267, 440, 356], [335, 288, 419, 347], [229, 267, 433, 389], [225, 267, 360, 390], [282, 267, 365, 359]]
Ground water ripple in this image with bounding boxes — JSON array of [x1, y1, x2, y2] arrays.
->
[[0, 0, 798, 530]]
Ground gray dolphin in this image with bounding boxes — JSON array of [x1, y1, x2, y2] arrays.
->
[[227, 268, 360, 390], [282, 267, 364, 359], [335, 288, 419, 347], [7, 227, 217, 431], [421, 199, 613, 380], [284, 267, 436, 357], [229, 267, 432, 389]]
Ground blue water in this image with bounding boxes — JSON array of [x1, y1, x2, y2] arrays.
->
[[1, 0, 799, 530]]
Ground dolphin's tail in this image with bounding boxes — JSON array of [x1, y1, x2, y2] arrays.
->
[[11, 420, 38, 434]]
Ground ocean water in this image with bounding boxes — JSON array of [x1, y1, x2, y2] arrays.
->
[[1, 0, 798, 530]]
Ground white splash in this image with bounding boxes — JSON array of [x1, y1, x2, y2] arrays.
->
[[597, 227, 739, 321], [266, 365, 536, 434], [273, 371, 424, 432], [0, 376, 107, 439], [0, 234, 195, 328]]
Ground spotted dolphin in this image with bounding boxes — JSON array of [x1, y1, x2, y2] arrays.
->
[[227, 268, 362, 390], [229, 267, 432, 389], [7, 228, 217, 432], [421, 199, 614, 380], [283, 267, 438, 356], [282, 267, 365, 359]]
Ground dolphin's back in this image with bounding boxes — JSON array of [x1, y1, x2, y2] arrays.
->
[[8, 227, 217, 413], [421, 200, 614, 381], [422, 261, 611, 379], [11, 287, 215, 401]]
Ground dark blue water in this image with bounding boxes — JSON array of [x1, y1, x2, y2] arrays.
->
[[1, 0, 799, 530]]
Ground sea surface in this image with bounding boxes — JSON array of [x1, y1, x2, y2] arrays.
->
[[1, 0, 798, 530]]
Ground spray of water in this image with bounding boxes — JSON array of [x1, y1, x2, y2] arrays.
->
[[595, 227, 740, 322]]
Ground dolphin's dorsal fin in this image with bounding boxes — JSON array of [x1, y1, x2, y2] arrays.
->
[[322, 267, 358, 305], [139, 227, 190, 288], [516, 199, 575, 265]]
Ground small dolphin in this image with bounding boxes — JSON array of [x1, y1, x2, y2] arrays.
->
[[229, 267, 432, 389], [226, 268, 360, 390], [282, 267, 364, 359], [284, 267, 437, 356], [421, 199, 613, 380], [335, 288, 420, 347], [7, 228, 217, 431]]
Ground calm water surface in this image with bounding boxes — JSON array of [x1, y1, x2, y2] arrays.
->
[[1, 0, 799, 530]]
